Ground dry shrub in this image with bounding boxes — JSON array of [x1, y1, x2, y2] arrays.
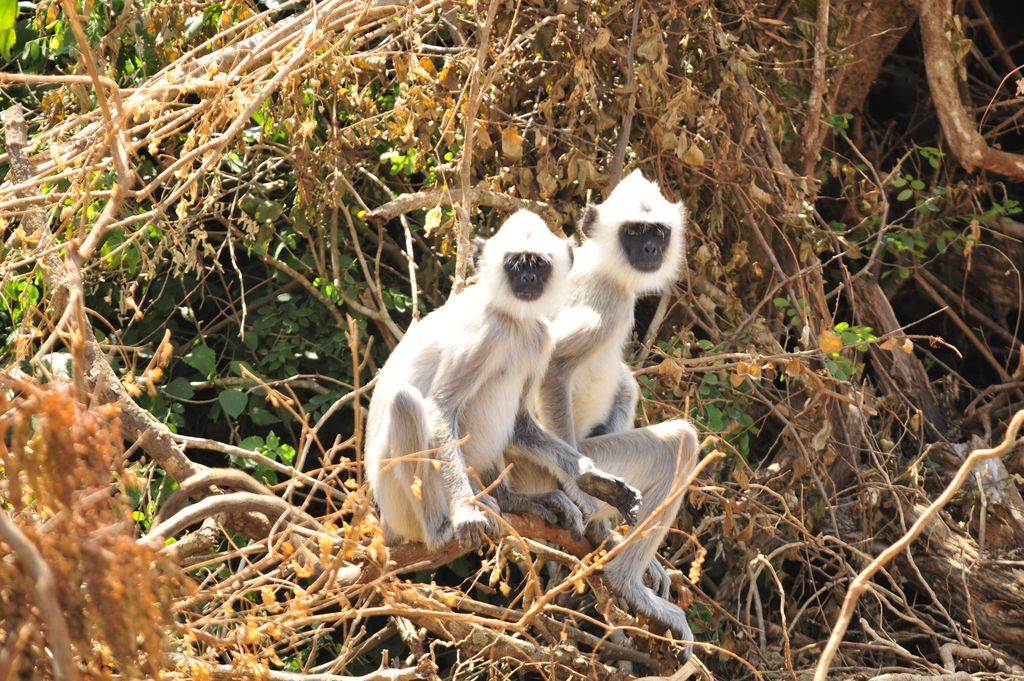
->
[[0, 379, 186, 680]]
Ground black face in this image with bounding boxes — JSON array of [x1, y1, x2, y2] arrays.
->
[[618, 221, 669, 272], [503, 252, 553, 301]]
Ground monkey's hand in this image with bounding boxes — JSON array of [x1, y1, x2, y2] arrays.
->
[[576, 464, 642, 525], [491, 485, 586, 538], [561, 480, 599, 526], [450, 496, 501, 549]]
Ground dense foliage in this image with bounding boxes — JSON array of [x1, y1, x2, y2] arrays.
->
[[1, 0, 1023, 679]]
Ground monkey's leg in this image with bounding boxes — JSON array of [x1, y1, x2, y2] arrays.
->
[[580, 419, 700, 657], [372, 386, 455, 550]]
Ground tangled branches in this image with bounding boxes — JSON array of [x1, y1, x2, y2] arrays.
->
[[2, 0, 1024, 678]]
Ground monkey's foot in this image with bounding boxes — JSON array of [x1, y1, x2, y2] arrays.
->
[[597, 529, 673, 599], [528, 490, 586, 539], [451, 498, 501, 549], [645, 558, 672, 599], [576, 469, 642, 524], [492, 488, 586, 539], [621, 582, 695, 661]]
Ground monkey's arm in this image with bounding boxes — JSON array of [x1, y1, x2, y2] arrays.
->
[[427, 348, 503, 545], [511, 410, 641, 524]]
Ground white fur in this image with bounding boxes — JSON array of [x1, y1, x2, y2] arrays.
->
[[365, 209, 572, 548], [583, 169, 686, 294], [477, 210, 572, 320]]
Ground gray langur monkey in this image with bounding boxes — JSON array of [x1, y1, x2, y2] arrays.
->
[[511, 170, 700, 652], [365, 210, 642, 551]]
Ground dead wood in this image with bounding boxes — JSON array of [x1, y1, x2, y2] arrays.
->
[[908, 504, 1024, 651], [833, 0, 919, 114], [919, 0, 1024, 180]]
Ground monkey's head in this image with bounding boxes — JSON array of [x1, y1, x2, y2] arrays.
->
[[472, 210, 573, 320], [579, 169, 686, 293]]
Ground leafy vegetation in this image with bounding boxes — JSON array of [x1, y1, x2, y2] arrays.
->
[[2, 0, 1024, 679]]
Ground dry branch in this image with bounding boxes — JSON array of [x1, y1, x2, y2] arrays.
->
[[387, 511, 594, 575], [0, 512, 76, 681], [814, 410, 1024, 681], [451, 0, 500, 295], [365, 187, 557, 226], [153, 468, 278, 525], [140, 491, 320, 550], [919, 0, 1024, 180], [169, 655, 425, 681]]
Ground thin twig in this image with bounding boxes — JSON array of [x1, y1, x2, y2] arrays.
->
[[608, 0, 641, 187], [801, 0, 830, 179]]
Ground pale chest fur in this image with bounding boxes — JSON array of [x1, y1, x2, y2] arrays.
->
[[459, 320, 551, 478], [568, 339, 623, 438], [566, 303, 634, 437]]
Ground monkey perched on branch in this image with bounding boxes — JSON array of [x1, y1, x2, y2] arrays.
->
[[364, 210, 642, 551], [511, 170, 700, 655]]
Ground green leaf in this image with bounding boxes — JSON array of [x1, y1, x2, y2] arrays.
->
[[891, 176, 907, 188], [218, 389, 247, 418], [910, 179, 925, 190], [0, 28, 14, 58], [897, 188, 913, 201], [697, 339, 714, 350], [164, 377, 195, 399], [0, 0, 17, 30], [706, 405, 726, 432], [249, 405, 281, 426], [239, 435, 264, 451], [772, 297, 790, 308], [183, 345, 217, 377]]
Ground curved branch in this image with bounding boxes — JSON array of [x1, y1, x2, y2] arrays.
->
[[153, 468, 276, 526], [919, 0, 1024, 180], [814, 409, 1024, 681], [0, 512, 76, 681], [166, 655, 422, 681], [140, 492, 320, 550], [386, 512, 593, 575]]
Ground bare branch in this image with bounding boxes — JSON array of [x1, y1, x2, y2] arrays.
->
[[140, 492, 320, 550], [919, 0, 1024, 180], [451, 0, 500, 295], [814, 410, 1024, 681], [608, 0, 641, 187], [366, 187, 556, 226]]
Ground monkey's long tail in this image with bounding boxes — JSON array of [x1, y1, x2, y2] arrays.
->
[[615, 577, 694, 660]]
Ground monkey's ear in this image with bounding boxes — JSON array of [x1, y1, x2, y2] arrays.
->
[[470, 236, 487, 271], [580, 205, 599, 238]]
